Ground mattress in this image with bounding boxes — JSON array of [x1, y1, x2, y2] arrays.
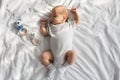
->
[[0, 0, 120, 80]]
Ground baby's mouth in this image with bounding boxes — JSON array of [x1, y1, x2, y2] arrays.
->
[[51, 20, 57, 25]]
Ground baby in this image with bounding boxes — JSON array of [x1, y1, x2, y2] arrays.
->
[[40, 5, 80, 77]]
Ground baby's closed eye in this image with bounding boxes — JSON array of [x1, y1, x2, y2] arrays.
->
[[53, 15, 58, 18]]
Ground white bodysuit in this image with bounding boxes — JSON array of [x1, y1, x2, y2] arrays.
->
[[48, 21, 76, 67]]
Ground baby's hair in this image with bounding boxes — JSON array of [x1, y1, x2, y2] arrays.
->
[[52, 5, 69, 21]]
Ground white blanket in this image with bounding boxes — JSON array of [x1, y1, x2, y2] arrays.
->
[[0, 0, 120, 80]]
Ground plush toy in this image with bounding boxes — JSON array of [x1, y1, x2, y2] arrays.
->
[[14, 19, 28, 36]]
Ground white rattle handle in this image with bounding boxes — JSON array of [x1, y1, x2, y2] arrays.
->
[[18, 27, 29, 36], [30, 33, 41, 46]]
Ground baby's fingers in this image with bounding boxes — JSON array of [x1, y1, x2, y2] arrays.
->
[[40, 19, 47, 22], [71, 8, 77, 12], [40, 19, 47, 24]]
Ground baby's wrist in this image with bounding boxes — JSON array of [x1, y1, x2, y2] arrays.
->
[[72, 11, 77, 14], [41, 23, 46, 26]]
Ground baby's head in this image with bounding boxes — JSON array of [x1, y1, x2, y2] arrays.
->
[[50, 5, 69, 25]]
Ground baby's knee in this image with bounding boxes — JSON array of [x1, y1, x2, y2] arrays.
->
[[66, 50, 77, 57], [72, 51, 77, 58], [40, 50, 54, 66], [40, 51, 51, 60], [65, 50, 77, 64], [40, 50, 54, 62]]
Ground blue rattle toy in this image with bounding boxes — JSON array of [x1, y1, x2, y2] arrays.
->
[[14, 19, 28, 36], [14, 19, 40, 46]]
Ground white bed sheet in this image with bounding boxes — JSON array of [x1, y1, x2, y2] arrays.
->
[[0, 0, 120, 80]]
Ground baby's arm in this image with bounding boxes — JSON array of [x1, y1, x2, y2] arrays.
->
[[71, 8, 80, 24], [40, 19, 49, 36]]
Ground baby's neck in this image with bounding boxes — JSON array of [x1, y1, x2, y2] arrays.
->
[[51, 22, 65, 25]]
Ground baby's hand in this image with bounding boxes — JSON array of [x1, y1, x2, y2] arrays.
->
[[71, 8, 77, 13], [40, 19, 47, 25], [71, 8, 80, 24]]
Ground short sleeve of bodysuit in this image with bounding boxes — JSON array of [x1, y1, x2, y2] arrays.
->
[[68, 20, 77, 29]]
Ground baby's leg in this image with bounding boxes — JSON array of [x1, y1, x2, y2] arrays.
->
[[65, 50, 77, 64], [40, 50, 56, 78], [58, 50, 77, 74], [40, 50, 54, 66]]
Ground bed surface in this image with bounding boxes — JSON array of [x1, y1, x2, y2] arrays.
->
[[0, 0, 120, 80]]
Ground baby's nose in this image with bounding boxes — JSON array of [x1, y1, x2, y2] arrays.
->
[[50, 17, 53, 21], [50, 16, 53, 19]]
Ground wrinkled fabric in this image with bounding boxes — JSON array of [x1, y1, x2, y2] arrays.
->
[[0, 0, 120, 80]]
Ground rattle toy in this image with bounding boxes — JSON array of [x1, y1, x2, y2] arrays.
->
[[30, 32, 41, 46], [14, 19, 28, 36], [14, 18, 41, 46]]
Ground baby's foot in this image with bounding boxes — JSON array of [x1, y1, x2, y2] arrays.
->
[[65, 50, 77, 65], [59, 62, 70, 74], [40, 50, 54, 66], [47, 64, 56, 78]]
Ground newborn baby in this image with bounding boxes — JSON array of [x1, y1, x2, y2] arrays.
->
[[40, 5, 80, 77]]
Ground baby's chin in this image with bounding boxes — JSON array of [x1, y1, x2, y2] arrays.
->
[[51, 21, 64, 25]]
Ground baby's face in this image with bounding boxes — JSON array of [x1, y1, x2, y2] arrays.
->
[[50, 12, 64, 25], [50, 7, 67, 25]]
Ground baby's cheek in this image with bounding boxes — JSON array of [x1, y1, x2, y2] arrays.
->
[[56, 17, 63, 22]]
